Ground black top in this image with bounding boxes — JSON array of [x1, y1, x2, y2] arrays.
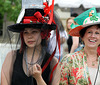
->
[[11, 50, 51, 85], [67, 36, 82, 53], [67, 35, 72, 53]]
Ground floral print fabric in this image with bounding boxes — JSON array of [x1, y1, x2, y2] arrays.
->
[[60, 49, 100, 85]]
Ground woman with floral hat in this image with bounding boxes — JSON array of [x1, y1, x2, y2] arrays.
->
[[60, 7, 100, 85], [1, 2, 60, 85]]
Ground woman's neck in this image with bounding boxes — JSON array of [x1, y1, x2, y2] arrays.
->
[[26, 45, 42, 58], [84, 47, 98, 58]]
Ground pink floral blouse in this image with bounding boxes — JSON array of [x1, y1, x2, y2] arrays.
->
[[60, 49, 100, 85]]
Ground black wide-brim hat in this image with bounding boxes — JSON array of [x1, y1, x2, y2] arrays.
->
[[7, 8, 56, 33]]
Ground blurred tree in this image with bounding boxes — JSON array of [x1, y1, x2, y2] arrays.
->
[[0, 0, 21, 29], [4, 0, 22, 22], [0, 0, 5, 29]]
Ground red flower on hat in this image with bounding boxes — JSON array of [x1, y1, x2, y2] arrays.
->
[[41, 29, 51, 40]]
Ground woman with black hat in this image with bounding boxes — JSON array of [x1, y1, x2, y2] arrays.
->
[[60, 7, 100, 85], [1, 2, 60, 85]]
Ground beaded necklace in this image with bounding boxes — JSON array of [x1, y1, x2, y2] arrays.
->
[[23, 47, 46, 76]]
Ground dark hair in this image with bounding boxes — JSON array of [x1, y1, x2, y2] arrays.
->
[[79, 24, 100, 38], [53, 11, 64, 31], [41, 39, 47, 46], [71, 13, 78, 17], [79, 26, 89, 38]]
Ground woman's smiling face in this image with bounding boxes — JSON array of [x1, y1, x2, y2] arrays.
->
[[23, 28, 42, 48], [82, 25, 100, 49]]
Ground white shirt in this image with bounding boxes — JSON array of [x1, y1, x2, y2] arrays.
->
[[47, 30, 68, 56], [88, 67, 100, 85]]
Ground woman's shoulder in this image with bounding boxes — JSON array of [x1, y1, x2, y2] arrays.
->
[[61, 50, 84, 63], [50, 57, 60, 72], [2, 50, 17, 74], [3, 50, 17, 65], [6, 50, 16, 58], [52, 57, 58, 63]]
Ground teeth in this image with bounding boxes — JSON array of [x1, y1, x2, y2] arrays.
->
[[90, 40, 95, 42]]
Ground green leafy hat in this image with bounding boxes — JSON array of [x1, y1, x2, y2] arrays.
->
[[69, 7, 100, 37]]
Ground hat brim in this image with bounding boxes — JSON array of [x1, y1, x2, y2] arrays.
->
[[8, 23, 56, 33], [69, 22, 100, 37]]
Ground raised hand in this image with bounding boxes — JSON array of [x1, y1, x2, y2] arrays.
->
[[29, 64, 42, 80]]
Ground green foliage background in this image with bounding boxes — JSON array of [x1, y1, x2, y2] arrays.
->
[[0, 0, 21, 29]]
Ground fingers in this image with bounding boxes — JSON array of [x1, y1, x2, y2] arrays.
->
[[35, 64, 41, 71], [29, 64, 42, 78], [32, 64, 42, 72]]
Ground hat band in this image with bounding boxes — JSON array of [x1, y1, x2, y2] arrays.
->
[[23, 11, 48, 24], [23, 16, 37, 23]]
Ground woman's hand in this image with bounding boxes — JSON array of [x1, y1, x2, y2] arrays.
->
[[29, 64, 47, 85], [29, 64, 42, 80]]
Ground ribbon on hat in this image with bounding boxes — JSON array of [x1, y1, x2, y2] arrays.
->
[[22, 0, 55, 25], [42, 1, 61, 84], [43, 0, 54, 25], [43, 2, 52, 17], [34, 11, 47, 23], [23, 11, 47, 24], [42, 20, 61, 85], [23, 16, 38, 23]]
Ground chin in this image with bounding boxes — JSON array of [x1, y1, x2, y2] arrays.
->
[[27, 44, 35, 48], [88, 45, 97, 49]]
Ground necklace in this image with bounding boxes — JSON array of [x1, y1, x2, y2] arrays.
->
[[91, 58, 98, 66], [23, 47, 46, 76], [86, 54, 98, 66], [24, 52, 42, 65], [92, 61, 95, 66]]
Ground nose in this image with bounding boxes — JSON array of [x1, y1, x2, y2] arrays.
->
[[27, 33, 33, 38], [91, 33, 96, 37]]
